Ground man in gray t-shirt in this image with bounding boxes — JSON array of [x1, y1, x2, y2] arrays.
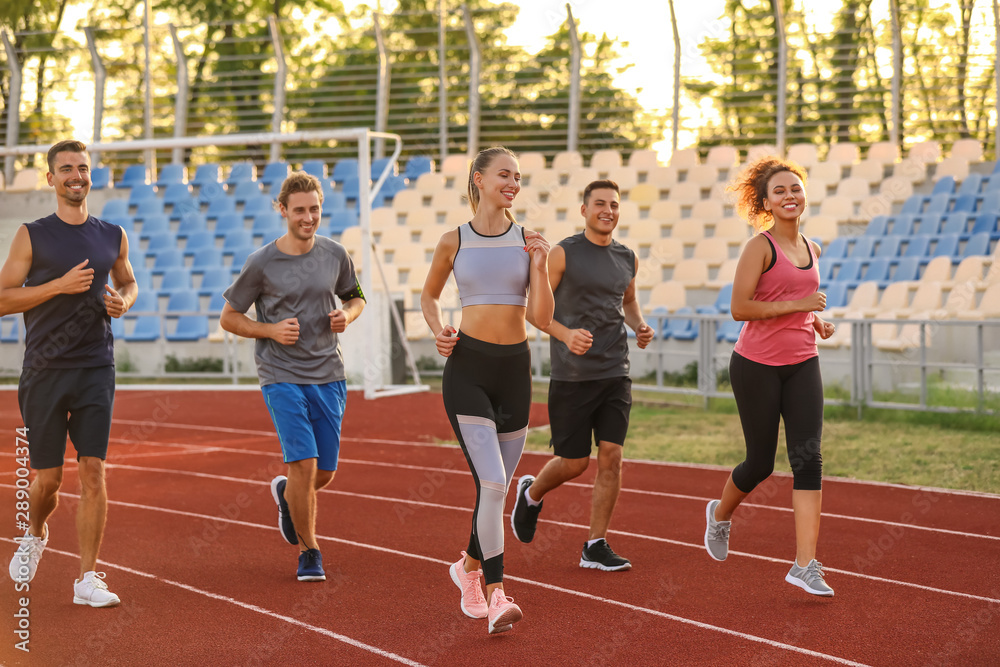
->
[[221, 171, 365, 582], [510, 179, 653, 572]]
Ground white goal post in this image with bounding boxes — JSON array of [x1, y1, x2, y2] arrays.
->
[[0, 128, 429, 399]]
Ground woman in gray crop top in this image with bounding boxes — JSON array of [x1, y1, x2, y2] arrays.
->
[[420, 146, 554, 634]]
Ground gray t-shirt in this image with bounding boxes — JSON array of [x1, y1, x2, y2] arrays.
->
[[223, 236, 361, 386], [549, 233, 636, 382]]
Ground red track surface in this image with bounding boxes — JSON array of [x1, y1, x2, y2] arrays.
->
[[1, 388, 998, 666]]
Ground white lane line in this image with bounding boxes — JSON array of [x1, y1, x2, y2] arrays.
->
[[107, 418, 1000, 500], [0, 537, 426, 666], [94, 442, 1000, 543], [1, 497, 870, 666], [28, 467, 1000, 605]]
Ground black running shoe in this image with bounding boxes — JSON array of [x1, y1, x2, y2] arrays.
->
[[270, 476, 298, 545], [580, 539, 632, 572], [510, 475, 543, 543]]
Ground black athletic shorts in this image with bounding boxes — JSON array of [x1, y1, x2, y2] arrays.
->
[[18, 365, 115, 469], [548, 376, 632, 459]]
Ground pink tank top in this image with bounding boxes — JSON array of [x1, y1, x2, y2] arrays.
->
[[733, 230, 819, 366]]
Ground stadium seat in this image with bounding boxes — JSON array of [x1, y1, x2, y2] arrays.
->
[[156, 164, 187, 187], [212, 212, 245, 237], [864, 215, 889, 236], [822, 237, 849, 260], [866, 281, 914, 317], [134, 198, 165, 221], [645, 281, 686, 313], [663, 307, 698, 341], [206, 197, 236, 220], [166, 315, 209, 342], [866, 141, 900, 166], [971, 213, 998, 240], [191, 248, 225, 273], [713, 283, 734, 314], [118, 164, 148, 187], [874, 235, 903, 258], [329, 209, 359, 233], [706, 145, 739, 168], [158, 268, 192, 297], [243, 195, 273, 218], [829, 281, 879, 319], [858, 258, 891, 286], [128, 184, 157, 205], [124, 316, 161, 342], [91, 166, 112, 190], [129, 289, 159, 315], [0, 316, 21, 343], [786, 143, 818, 168], [301, 160, 328, 180], [956, 174, 983, 197], [183, 231, 217, 256], [225, 162, 256, 185], [145, 232, 177, 255], [260, 162, 290, 189], [924, 194, 951, 216], [191, 164, 221, 188], [940, 213, 970, 237], [252, 212, 284, 238], [669, 148, 699, 170], [151, 249, 185, 274], [849, 236, 877, 259], [340, 175, 362, 202], [404, 156, 434, 180], [109, 216, 134, 235], [231, 180, 261, 204], [717, 318, 744, 343], [332, 158, 359, 183], [102, 199, 130, 220], [930, 176, 956, 196], [915, 215, 942, 236], [891, 257, 922, 282], [827, 143, 860, 166], [227, 245, 257, 269], [930, 234, 960, 259], [900, 196, 925, 215], [174, 211, 207, 237], [197, 268, 231, 297], [832, 258, 863, 285], [962, 232, 992, 259], [908, 140, 941, 163], [139, 215, 171, 239], [952, 193, 977, 213], [590, 149, 623, 172], [951, 138, 983, 162], [901, 235, 931, 258], [371, 157, 397, 180]]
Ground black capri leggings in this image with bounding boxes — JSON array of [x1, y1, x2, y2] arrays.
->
[[442, 332, 531, 585], [729, 351, 824, 492]]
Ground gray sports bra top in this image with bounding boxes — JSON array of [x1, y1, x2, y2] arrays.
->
[[452, 221, 530, 307]]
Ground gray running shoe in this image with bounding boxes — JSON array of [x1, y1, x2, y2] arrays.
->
[[785, 559, 835, 597], [704, 500, 730, 562]]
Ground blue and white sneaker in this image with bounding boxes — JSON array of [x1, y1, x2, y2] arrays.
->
[[297, 549, 326, 582], [270, 476, 298, 545]]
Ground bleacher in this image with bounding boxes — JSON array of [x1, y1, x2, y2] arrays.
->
[[2, 142, 997, 350]]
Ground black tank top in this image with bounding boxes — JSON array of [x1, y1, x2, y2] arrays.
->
[[22, 214, 121, 369], [549, 233, 636, 381]]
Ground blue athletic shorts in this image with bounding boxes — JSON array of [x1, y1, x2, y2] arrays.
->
[[261, 381, 347, 471]]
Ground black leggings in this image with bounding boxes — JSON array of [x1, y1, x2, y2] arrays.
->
[[729, 352, 824, 492], [442, 332, 531, 585]]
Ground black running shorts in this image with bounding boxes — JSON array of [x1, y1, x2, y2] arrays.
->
[[18, 365, 115, 469], [548, 376, 632, 459]]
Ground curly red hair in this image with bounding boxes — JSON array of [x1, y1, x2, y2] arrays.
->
[[728, 156, 807, 233]]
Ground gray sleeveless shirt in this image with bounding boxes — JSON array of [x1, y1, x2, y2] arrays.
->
[[549, 233, 636, 382]]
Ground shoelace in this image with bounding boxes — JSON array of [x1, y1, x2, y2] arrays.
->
[[710, 523, 730, 541], [461, 569, 486, 605], [21, 537, 45, 559], [803, 561, 826, 583], [89, 572, 110, 590]]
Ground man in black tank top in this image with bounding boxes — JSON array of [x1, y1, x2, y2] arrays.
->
[[511, 180, 653, 571], [1, 140, 138, 607]]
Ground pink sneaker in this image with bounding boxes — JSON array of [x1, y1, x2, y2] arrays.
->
[[487, 587, 522, 634], [449, 551, 487, 619]]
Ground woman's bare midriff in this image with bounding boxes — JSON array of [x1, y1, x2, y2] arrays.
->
[[458, 304, 528, 344]]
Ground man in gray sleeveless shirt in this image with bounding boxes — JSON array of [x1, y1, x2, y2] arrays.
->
[[221, 172, 365, 582], [511, 180, 653, 571]]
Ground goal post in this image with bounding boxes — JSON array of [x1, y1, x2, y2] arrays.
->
[[0, 128, 430, 399]]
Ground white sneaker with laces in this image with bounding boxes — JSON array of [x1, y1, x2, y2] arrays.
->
[[73, 571, 121, 608], [9, 528, 48, 583]]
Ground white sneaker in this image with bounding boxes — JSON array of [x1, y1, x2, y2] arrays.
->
[[73, 571, 121, 608], [9, 528, 48, 583]]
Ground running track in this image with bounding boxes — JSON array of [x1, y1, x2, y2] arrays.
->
[[1, 389, 997, 666]]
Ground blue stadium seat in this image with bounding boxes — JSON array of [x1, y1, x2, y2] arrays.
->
[[206, 197, 236, 220], [900, 197, 925, 215], [126, 291, 157, 315], [340, 175, 361, 202], [833, 258, 863, 284], [940, 213, 970, 237], [971, 213, 998, 240], [848, 236, 877, 259], [930, 176, 955, 196], [930, 234, 960, 259], [110, 317, 125, 339], [962, 232, 992, 258], [131, 268, 154, 292], [183, 231, 217, 255], [227, 245, 257, 269], [124, 316, 161, 342], [864, 215, 889, 236], [915, 215, 941, 236], [332, 158, 359, 183], [891, 256, 922, 282], [166, 315, 209, 342], [166, 290, 199, 313], [874, 235, 903, 258], [243, 195, 273, 218], [151, 249, 185, 274], [260, 162, 290, 189], [371, 157, 398, 179], [902, 235, 931, 258], [134, 198, 165, 221], [175, 212, 207, 237], [208, 291, 229, 313], [139, 215, 172, 239], [952, 193, 977, 213], [328, 209, 359, 233], [225, 162, 256, 185], [118, 164, 148, 187], [301, 160, 327, 180], [0, 316, 21, 343], [158, 268, 192, 297], [145, 232, 177, 255], [404, 156, 434, 180], [664, 307, 698, 341], [713, 283, 733, 314], [163, 182, 195, 212], [191, 248, 225, 273], [324, 190, 347, 211], [197, 268, 231, 297], [924, 194, 951, 216], [825, 282, 849, 309], [981, 191, 1000, 214], [822, 237, 848, 260], [957, 174, 983, 197], [213, 212, 246, 237], [91, 166, 112, 190], [717, 318, 743, 344], [222, 230, 254, 252], [252, 212, 284, 237], [858, 257, 891, 286], [817, 257, 835, 286], [889, 214, 916, 236], [231, 180, 261, 204], [156, 164, 187, 187], [127, 184, 156, 206], [192, 164, 221, 188], [102, 199, 130, 219], [110, 216, 134, 234], [984, 174, 1000, 192]]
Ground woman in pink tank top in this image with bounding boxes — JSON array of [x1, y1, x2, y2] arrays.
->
[[702, 157, 839, 597]]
